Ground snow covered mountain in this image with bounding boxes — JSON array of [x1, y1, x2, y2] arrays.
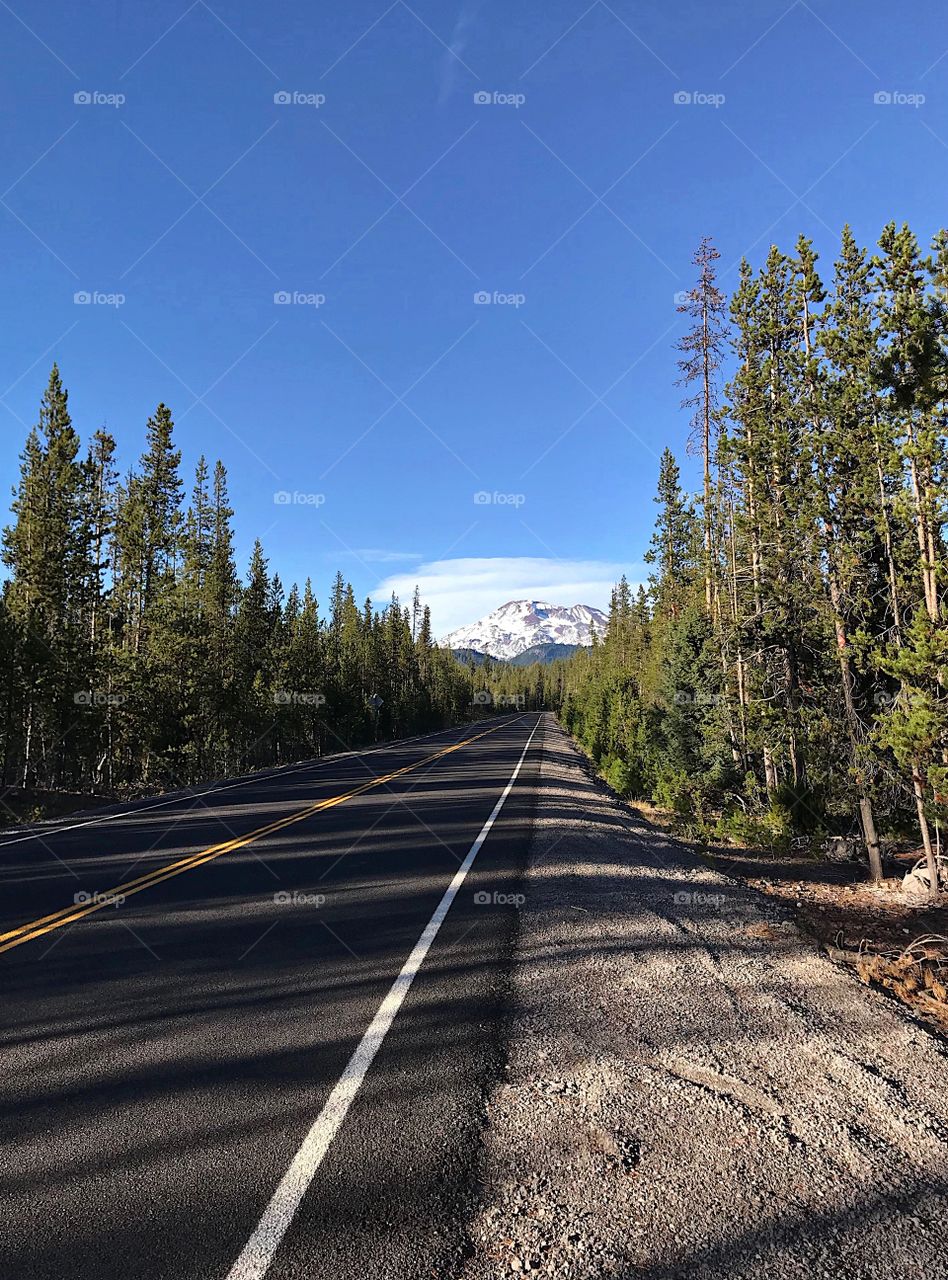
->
[[441, 600, 607, 661]]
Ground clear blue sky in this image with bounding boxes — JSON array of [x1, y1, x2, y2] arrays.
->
[[1, 0, 946, 633]]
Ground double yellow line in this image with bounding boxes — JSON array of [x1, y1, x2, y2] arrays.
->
[[0, 720, 512, 957]]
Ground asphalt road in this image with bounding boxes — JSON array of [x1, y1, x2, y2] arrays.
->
[[0, 713, 544, 1280]]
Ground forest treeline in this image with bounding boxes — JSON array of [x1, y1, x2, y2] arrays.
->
[[0, 368, 488, 798], [548, 224, 948, 887]]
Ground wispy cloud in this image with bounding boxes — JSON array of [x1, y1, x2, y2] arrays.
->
[[438, 3, 479, 102], [329, 547, 422, 564], [372, 555, 644, 636]]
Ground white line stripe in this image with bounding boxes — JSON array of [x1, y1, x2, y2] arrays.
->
[[225, 715, 542, 1280]]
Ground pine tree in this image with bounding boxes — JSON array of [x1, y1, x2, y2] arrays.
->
[[875, 223, 948, 888], [139, 403, 184, 618], [2, 366, 84, 787], [235, 540, 278, 766], [817, 227, 887, 878], [677, 236, 727, 618], [644, 448, 696, 621], [206, 460, 238, 770]]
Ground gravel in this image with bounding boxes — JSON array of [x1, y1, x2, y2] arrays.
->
[[460, 716, 948, 1280]]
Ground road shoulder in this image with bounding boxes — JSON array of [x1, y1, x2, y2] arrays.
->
[[460, 717, 948, 1280]]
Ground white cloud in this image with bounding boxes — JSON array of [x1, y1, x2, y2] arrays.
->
[[371, 556, 645, 637], [437, 4, 478, 103], [342, 548, 422, 565]]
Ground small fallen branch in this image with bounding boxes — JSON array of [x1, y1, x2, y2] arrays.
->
[[824, 933, 948, 1033]]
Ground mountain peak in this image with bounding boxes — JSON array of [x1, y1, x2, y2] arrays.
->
[[441, 600, 607, 660]]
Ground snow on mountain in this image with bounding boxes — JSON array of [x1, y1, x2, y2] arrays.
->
[[441, 599, 607, 661]]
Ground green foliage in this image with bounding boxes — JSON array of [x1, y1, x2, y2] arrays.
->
[[0, 371, 500, 797], [547, 225, 948, 874]]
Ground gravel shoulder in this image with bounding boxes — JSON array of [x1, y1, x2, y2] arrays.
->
[[461, 715, 948, 1280]]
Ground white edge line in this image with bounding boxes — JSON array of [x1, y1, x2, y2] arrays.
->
[[225, 713, 542, 1280]]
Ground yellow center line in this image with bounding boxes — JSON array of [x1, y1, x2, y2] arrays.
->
[[0, 720, 514, 956]]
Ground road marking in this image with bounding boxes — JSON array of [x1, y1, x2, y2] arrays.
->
[[0, 721, 484, 851], [0, 718, 522, 956], [225, 715, 541, 1280]]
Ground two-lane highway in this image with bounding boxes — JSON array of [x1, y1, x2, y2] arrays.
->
[[0, 713, 544, 1280]]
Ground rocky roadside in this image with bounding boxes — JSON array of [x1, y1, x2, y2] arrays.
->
[[459, 714, 948, 1280]]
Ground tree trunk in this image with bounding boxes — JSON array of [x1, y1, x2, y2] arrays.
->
[[912, 761, 940, 899]]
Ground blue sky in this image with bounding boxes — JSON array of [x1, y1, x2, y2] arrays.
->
[[1, 0, 946, 633]]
